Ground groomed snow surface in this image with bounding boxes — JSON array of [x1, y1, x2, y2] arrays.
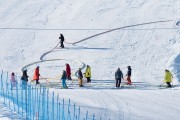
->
[[0, 0, 180, 120]]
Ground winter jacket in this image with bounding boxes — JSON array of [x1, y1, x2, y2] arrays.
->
[[21, 70, 28, 81], [78, 70, 83, 79], [164, 71, 173, 82], [115, 69, 123, 79], [85, 66, 91, 78], [61, 71, 67, 79], [127, 67, 132, 76], [66, 64, 71, 77], [33, 67, 40, 80], [60, 34, 64, 43]]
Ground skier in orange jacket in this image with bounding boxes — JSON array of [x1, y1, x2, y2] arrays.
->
[[33, 66, 40, 84]]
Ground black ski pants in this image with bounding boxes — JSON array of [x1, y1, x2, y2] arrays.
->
[[87, 77, 91, 82], [60, 42, 64, 48], [116, 78, 121, 88], [166, 82, 172, 87]]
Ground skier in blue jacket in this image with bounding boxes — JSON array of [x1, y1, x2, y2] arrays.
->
[[61, 70, 68, 88]]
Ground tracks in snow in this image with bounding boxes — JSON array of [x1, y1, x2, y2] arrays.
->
[[22, 19, 173, 80]]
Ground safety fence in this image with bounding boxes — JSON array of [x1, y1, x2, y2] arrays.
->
[[0, 71, 108, 120]]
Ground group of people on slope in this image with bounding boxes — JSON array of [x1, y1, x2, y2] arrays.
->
[[114, 67, 174, 88], [9, 66, 41, 89], [61, 64, 91, 88], [115, 66, 132, 88], [9, 65, 173, 89]]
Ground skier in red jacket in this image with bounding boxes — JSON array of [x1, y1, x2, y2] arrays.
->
[[66, 63, 72, 80], [33, 66, 40, 84]]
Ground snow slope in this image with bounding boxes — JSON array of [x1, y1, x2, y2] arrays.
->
[[0, 100, 23, 120], [0, 0, 180, 119]]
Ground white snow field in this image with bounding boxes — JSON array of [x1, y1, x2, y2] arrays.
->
[[0, 0, 180, 120]]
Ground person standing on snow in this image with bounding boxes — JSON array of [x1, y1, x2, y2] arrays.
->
[[33, 66, 40, 84], [126, 66, 132, 85], [61, 70, 68, 88], [84, 65, 91, 82], [78, 68, 83, 87], [59, 33, 65, 48], [66, 63, 72, 80], [164, 69, 173, 87], [21, 69, 29, 89], [10, 72, 17, 89], [115, 68, 124, 88]]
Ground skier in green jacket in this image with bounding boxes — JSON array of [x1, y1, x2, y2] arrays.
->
[[164, 69, 173, 88]]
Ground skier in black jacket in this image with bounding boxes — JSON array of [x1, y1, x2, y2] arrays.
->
[[21, 69, 29, 89], [59, 33, 65, 48], [115, 68, 124, 88]]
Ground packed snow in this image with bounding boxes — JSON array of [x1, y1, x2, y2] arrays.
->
[[0, 0, 180, 120]]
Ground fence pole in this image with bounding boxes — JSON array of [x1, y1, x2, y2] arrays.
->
[[35, 87, 39, 120], [0, 71, 3, 97], [86, 111, 88, 120], [32, 86, 35, 120], [59, 102, 61, 120], [78, 107, 80, 120], [52, 91, 55, 120], [62, 99, 65, 120], [30, 85, 32, 120], [42, 87, 45, 120], [93, 114, 95, 120], [36, 85, 38, 120], [57, 93, 59, 120], [12, 87, 15, 112], [16, 80, 19, 114], [25, 84, 28, 119], [73, 103, 76, 120], [28, 85, 31, 120], [0, 71, 3, 90], [21, 83, 23, 117], [10, 82, 14, 111], [38, 86, 41, 119], [68, 99, 71, 120], [1, 71, 5, 106], [8, 82, 10, 109], [5, 72, 8, 106], [47, 88, 49, 120]]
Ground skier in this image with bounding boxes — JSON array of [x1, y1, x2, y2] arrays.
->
[[33, 66, 40, 84], [10, 72, 17, 89], [115, 68, 124, 88], [21, 69, 29, 89], [78, 68, 83, 87], [84, 65, 91, 82], [126, 66, 132, 85], [59, 33, 65, 48], [61, 70, 68, 88], [66, 63, 72, 80], [164, 69, 173, 88]]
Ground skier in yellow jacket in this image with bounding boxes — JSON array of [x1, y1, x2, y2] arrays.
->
[[84, 65, 91, 82], [164, 69, 173, 87]]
